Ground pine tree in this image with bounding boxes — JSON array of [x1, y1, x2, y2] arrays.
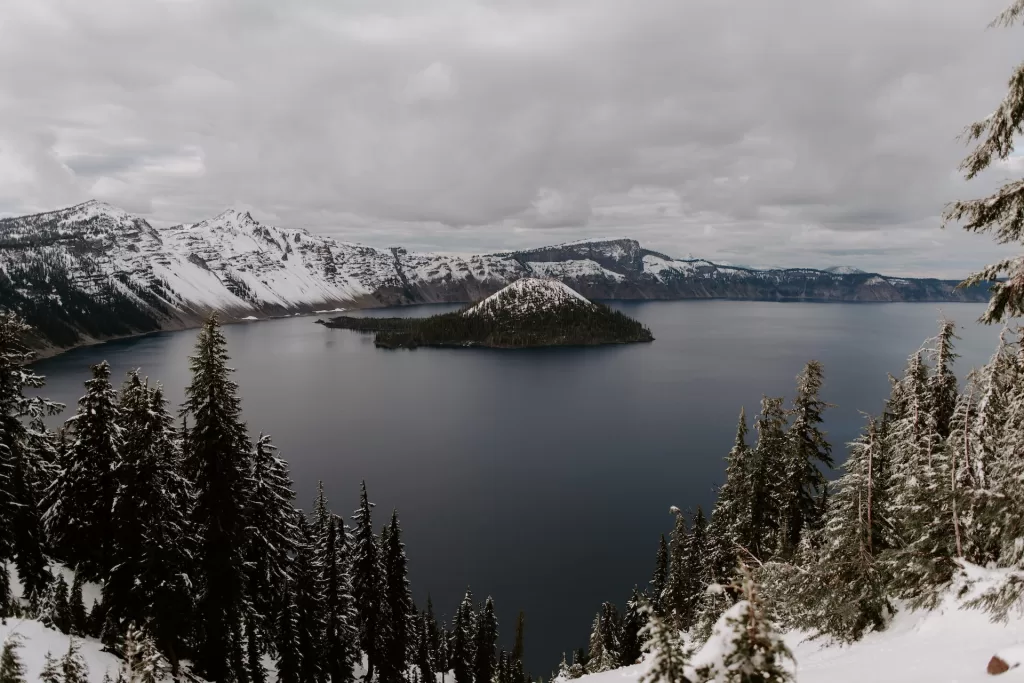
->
[[619, 588, 646, 666], [45, 573, 72, 635], [0, 313, 59, 602], [121, 624, 171, 683], [425, 597, 443, 678], [56, 638, 89, 683], [40, 652, 61, 683], [694, 567, 793, 683], [679, 508, 709, 630], [710, 408, 752, 573], [320, 514, 357, 683], [44, 361, 121, 580], [380, 510, 414, 683], [942, 0, 1024, 323], [181, 316, 254, 681], [585, 612, 605, 674], [245, 432, 298, 649], [245, 617, 267, 683], [638, 602, 689, 683], [451, 590, 476, 683], [415, 612, 436, 683], [352, 481, 384, 681], [928, 321, 960, 439], [275, 584, 302, 683], [472, 597, 498, 683], [0, 634, 26, 683], [69, 573, 87, 636], [663, 508, 690, 628], [749, 397, 789, 561], [103, 374, 193, 671], [649, 535, 669, 616], [292, 513, 325, 683], [779, 361, 833, 557]]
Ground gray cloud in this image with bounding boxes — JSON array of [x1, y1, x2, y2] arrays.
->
[[1, 0, 1023, 276]]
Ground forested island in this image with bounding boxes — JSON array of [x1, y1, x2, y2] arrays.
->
[[317, 278, 654, 349]]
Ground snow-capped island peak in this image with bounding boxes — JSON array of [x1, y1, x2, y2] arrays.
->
[[463, 277, 594, 317]]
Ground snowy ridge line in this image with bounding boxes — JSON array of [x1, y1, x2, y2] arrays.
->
[[0, 200, 987, 355]]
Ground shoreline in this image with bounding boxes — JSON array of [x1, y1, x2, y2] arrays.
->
[[29, 295, 989, 363]]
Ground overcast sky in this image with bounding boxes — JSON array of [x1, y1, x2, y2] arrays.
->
[[2, 0, 1023, 276]]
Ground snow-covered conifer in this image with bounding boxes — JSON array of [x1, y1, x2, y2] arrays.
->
[[180, 315, 254, 681], [352, 481, 384, 681], [0, 633, 26, 683], [650, 535, 669, 616], [291, 513, 324, 683], [44, 361, 120, 580], [663, 509, 690, 628], [380, 510, 413, 683], [69, 573, 87, 636], [472, 597, 498, 683], [451, 590, 476, 683], [620, 587, 646, 666], [638, 603, 689, 683]]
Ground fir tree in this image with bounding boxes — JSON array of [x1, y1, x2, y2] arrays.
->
[[943, 0, 1024, 323], [381, 510, 414, 683], [320, 515, 357, 683], [649, 535, 669, 616], [779, 361, 833, 557], [619, 588, 646, 666], [425, 596, 443, 678], [352, 481, 385, 682], [513, 611, 525, 667], [749, 397, 789, 561], [245, 432, 298, 648], [451, 590, 476, 683], [292, 513, 325, 683], [0, 312, 59, 602], [275, 584, 301, 683], [103, 375, 193, 671], [121, 624, 171, 683], [57, 639, 89, 683], [472, 597, 498, 683], [43, 573, 72, 635], [638, 602, 689, 683], [585, 612, 605, 674], [246, 617, 267, 683], [180, 316, 254, 681], [679, 508, 709, 630], [709, 408, 752, 575], [415, 612, 436, 683], [44, 361, 120, 580], [69, 573, 87, 636], [0, 634, 26, 683], [693, 567, 793, 683], [928, 321, 960, 439], [663, 508, 690, 628]]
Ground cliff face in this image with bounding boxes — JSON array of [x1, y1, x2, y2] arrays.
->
[[0, 202, 987, 354]]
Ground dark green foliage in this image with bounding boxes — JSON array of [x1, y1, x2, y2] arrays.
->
[[473, 597, 498, 683], [451, 590, 476, 683], [320, 515, 357, 683], [0, 313, 61, 600], [103, 373, 193, 670], [275, 585, 301, 683], [663, 510, 689, 628], [181, 316, 253, 681], [69, 573, 87, 636], [352, 482, 384, 682], [619, 588, 646, 666], [322, 296, 654, 349], [637, 601, 689, 683], [649, 535, 669, 616], [380, 510, 413, 683], [0, 634, 26, 683], [291, 514, 324, 683], [44, 362, 121, 579]]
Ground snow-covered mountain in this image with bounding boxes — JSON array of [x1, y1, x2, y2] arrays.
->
[[0, 201, 988, 354]]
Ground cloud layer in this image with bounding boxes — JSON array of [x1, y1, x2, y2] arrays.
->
[[2, 0, 1023, 275]]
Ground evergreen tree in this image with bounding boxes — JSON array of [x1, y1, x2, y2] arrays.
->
[[585, 612, 605, 674], [710, 408, 752, 575], [0, 313, 56, 602], [320, 515, 357, 683], [415, 612, 436, 683], [649, 535, 669, 616], [245, 432, 298, 649], [381, 510, 414, 683], [663, 509, 689, 628], [425, 597, 443, 677], [512, 611, 525, 667], [0, 634, 26, 683], [40, 652, 61, 683], [619, 588, 646, 666], [121, 624, 171, 683], [69, 573, 87, 636], [637, 603, 689, 683], [246, 617, 267, 683], [451, 590, 476, 683], [292, 513, 324, 683], [103, 375, 193, 671], [694, 567, 793, 683], [472, 597, 498, 683], [779, 361, 833, 556], [180, 316, 254, 681], [275, 584, 301, 683], [54, 639, 89, 683], [352, 481, 384, 681], [42, 573, 72, 635], [44, 361, 120, 580], [928, 321, 960, 439], [749, 397, 789, 561], [943, 0, 1024, 323], [678, 508, 709, 630]]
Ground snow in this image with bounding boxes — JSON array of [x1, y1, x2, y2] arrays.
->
[[865, 276, 889, 286], [527, 259, 626, 281], [0, 619, 124, 683], [824, 266, 867, 275], [240, 315, 259, 321], [463, 277, 593, 317], [570, 581, 1024, 683]]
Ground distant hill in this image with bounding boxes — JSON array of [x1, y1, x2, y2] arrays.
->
[[319, 278, 654, 349], [0, 200, 990, 355]]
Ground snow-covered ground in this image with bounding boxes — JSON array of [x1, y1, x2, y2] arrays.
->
[[463, 277, 594, 317], [571, 592, 1024, 683]]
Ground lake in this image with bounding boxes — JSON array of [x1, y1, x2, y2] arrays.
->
[[32, 300, 1002, 675]]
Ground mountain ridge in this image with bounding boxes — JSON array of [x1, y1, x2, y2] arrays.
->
[[0, 201, 989, 356]]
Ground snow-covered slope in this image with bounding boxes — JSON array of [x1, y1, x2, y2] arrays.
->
[[0, 201, 988, 354], [463, 278, 594, 317], [570, 590, 1024, 683]]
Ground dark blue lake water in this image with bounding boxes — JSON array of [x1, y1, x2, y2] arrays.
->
[[32, 300, 1002, 674]]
